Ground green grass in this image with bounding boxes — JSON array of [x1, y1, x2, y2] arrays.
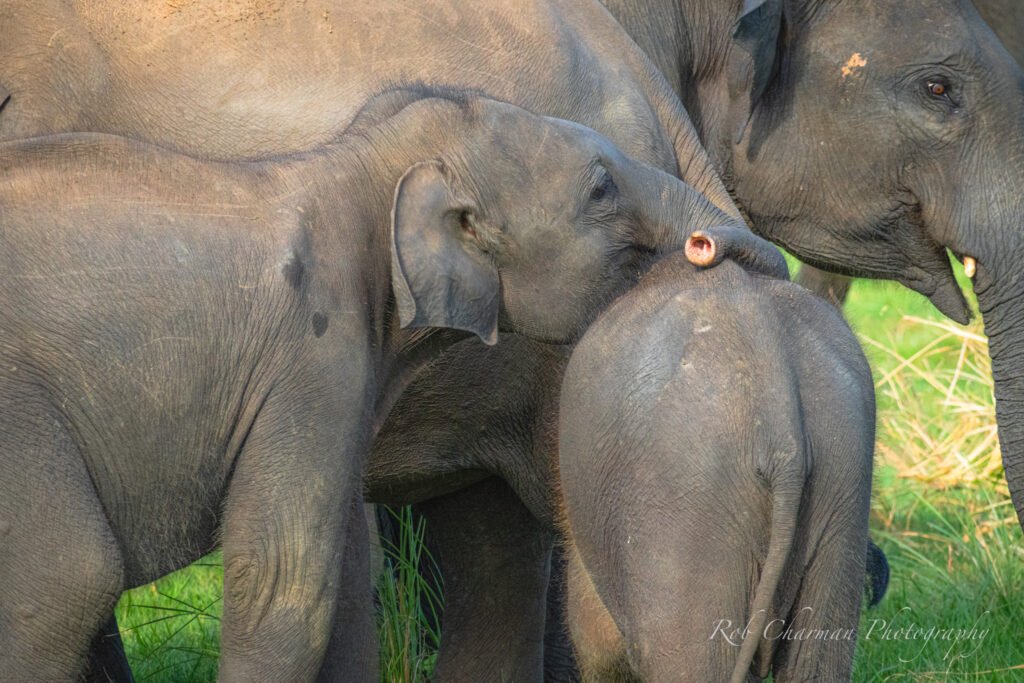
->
[[841, 267, 1023, 681], [108, 264, 1021, 681], [115, 554, 221, 681], [376, 506, 443, 683]]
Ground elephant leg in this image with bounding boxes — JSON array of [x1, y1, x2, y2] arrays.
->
[[564, 543, 631, 682], [770, 547, 863, 681], [418, 478, 552, 682], [0, 393, 125, 680], [566, 500, 762, 681], [83, 614, 135, 683], [315, 494, 379, 683], [218, 382, 373, 682], [794, 265, 852, 309], [865, 537, 890, 607], [543, 543, 581, 682], [771, 505, 867, 680]]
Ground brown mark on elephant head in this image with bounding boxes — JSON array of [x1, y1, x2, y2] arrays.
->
[[841, 53, 868, 79]]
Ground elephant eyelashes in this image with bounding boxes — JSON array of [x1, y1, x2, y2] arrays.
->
[[589, 171, 617, 203], [458, 210, 478, 238]]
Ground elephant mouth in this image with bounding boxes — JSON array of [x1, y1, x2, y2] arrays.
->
[[902, 251, 972, 325], [890, 198, 973, 324], [612, 243, 660, 279]]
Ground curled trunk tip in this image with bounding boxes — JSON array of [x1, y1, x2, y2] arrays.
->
[[684, 225, 789, 280], [685, 231, 717, 267]]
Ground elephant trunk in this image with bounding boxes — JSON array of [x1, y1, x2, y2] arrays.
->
[[685, 226, 789, 279], [624, 161, 751, 254], [975, 272, 1024, 529]]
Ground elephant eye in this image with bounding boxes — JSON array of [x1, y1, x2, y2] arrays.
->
[[458, 210, 477, 238], [924, 76, 956, 104], [589, 172, 617, 203]]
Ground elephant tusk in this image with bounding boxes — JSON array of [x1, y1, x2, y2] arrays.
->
[[964, 256, 977, 279], [685, 231, 717, 267]]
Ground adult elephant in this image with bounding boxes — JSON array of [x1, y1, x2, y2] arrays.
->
[[380, 0, 1024, 677], [793, 0, 1024, 309], [0, 0, 729, 204], [599, 0, 1024, 531]]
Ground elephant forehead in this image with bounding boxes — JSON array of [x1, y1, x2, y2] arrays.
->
[[812, 0, 976, 59]]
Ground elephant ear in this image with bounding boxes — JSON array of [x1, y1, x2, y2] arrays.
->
[[728, 0, 784, 143], [390, 160, 500, 346]]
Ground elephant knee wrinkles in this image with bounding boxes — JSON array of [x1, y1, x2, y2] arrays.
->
[[223, 545, 336, 655], [224, 550, 279, 639]]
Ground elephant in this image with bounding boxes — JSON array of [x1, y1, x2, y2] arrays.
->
[[0, 0, 733, 212], [793, 0, 1024, 310], [594, 0, 1024, 530], [974, 0, 1024, 66], [5, 4, 1024, 525], [381, 8, 1024, 672], [9, 0, 1023, 675], [0, 92, 752, 681], [369, 235, 885, 682], [1, 2, 748, 678], [382, 0, 1024, 675], [559, 252, 876, 682]]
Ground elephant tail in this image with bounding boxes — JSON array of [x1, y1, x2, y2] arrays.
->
[[729, 457, 805, 683]]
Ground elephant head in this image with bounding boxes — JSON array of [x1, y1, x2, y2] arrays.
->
[[725, 0, 1024, 530], [389, 97, 765, 345]]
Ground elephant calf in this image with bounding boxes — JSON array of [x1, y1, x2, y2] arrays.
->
[[0, 92, 740, 680], [560, 252, 876, 682]]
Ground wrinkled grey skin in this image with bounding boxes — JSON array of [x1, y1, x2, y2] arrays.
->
[[560, 254, 875, 682], [0, 2, 760, 678], [381, 1, 1024, 671], [796, 0, 1024, 313], [974, 0, 1024, 65], [0, 0, 732, 211], [0, 95, 728, 681], [598, 0, 1024, 532], [366, 249, 793, 682]]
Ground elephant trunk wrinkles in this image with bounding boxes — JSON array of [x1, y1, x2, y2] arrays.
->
[[685, 225, 789, 279], [624, 165, 787, 281], [627, 163, 746, 254], [976, 280, 1024, 530]]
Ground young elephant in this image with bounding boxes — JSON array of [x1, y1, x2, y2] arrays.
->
[[0, 94, 735, 681], [560, 253, 876, 682]]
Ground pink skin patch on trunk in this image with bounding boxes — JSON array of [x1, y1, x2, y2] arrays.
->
[[685, 233, 717, 267]]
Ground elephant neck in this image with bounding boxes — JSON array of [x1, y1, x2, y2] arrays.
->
[[370, 326, 471, 436]]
